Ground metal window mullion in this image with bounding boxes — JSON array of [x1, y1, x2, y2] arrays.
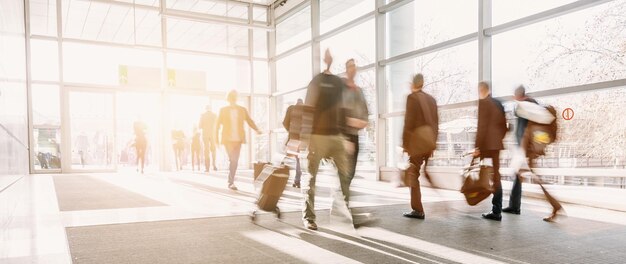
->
[[275, 0, 311, 24], [375, 0, 387, 180], [311, 0, 320, 74], [160, 0, 168, 171], [273, 40, 312, 61], [25, 0, 35, 173], [248, 3, 254, 167], [57, 0, 71, 172], [268, 4, 278, 162], [479, 0, 492, 82]]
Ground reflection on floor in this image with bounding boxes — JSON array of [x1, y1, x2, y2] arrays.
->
[[1, 170, 626, 263]]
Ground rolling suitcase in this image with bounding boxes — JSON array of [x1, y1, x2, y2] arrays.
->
[[250, 163, 290, 221], [460, 157, 494, 205], [253, 162, 271, 180]]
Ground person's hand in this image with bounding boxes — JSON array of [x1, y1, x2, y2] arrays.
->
[[255, 129, 262, 135], [472, 149, 480, 157]]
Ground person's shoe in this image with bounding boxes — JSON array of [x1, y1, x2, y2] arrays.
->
[[213, 166, 218, 171], [482, 212, 502, 221], [403, 210, 425, 219], [502, 207, 521, 215], [304, 221, 318, 230], [228, 184, 238, 191], [204, 169, 210, 173], [543, 206, 564, 223], [292, 182, 301, 188]]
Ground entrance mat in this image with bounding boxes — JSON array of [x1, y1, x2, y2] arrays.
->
[[53, 175, 166, 211]]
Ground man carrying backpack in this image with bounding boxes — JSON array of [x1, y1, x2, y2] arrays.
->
[[503, 86, 537, 215], [513, 87, 563, 222]]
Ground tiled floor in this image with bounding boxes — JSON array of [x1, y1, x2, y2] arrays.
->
[[1, 169, 625, 263]]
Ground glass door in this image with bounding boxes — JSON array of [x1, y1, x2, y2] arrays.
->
[[68, 91, 115, 171]]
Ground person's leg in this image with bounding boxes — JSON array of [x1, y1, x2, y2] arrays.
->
[[294, 156, 302, 184], [226, 143, 242, 186], [347, 134, 359, 186], [508, 172, 522, 211], [210, 138, 217, 170], [409, 155, 424, 213], [203, 137, 210, 171], [490, 151, 503, 215], [330, 136, 350, 206], [303, 135, 322, 225]]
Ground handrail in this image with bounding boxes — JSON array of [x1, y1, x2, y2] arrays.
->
[[0, 123, 28, 150]]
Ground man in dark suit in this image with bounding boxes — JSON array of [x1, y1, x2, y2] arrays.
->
[[503, 85, 537, 215], [402, 73, 438, 220], [474, 81, 508, 221], [216, 90, 262, 191]]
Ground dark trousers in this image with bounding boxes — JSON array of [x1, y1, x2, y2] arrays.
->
[[346, 134, 359, 185], [481, 150, 502, 214], [294, 156, 302, 183], [508, 173, 523, 210], [203, 136, 216, 170], [407, 154, 431, 213], [224, 142, 242, 185]]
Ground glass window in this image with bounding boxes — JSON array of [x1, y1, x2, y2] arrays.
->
[[167, 52, 250, 92], [386, 41, 478, 113], [167, 18, 248, 56], [320, 19, 375, 73], [320, 0, 374, 34], [253, 30, 268, 58], [64, 42, 162, 86], [0, 36, 26, 80], [492, 1, 626, 96], [253, 6, 268, 23], [387, 0, 477, 58], [354, 69, 377, 169], [167, 0, 248, 19], [531, 87, 626, 169], [32, 84, 61, 126], [492, 0, 576, 26], [276, 47, 312, 92], [29, 0, 58, 36], [30, 40, 59, 81], [62, 0, 161, 46], [253, 61, 269, 94], [252, 97, 270, 162], [385, 116, 404, 167], [276, 5, 311, 54]]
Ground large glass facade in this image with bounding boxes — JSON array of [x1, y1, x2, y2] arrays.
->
[[272, 0, 626, 186], [0, 0, 29, 187], [25, 0, 271, 173]]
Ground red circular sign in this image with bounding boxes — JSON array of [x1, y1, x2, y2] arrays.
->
[[562, 108, 574, 120]]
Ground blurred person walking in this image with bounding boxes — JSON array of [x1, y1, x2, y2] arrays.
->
[[172, 129, 185, 171], [191, 127, 202, 171], [474, 81, 508, 221], [503, 85, 538, 215], [199, 105, 218, 172], [282, 98, 305, 188], [133, 120, 148, 174], [217, 90, 262, 191], [302, 49, 351, 230], [401, 73, 438, 220], [342, 59, 370, 187], [509, 86, 563, 222]]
